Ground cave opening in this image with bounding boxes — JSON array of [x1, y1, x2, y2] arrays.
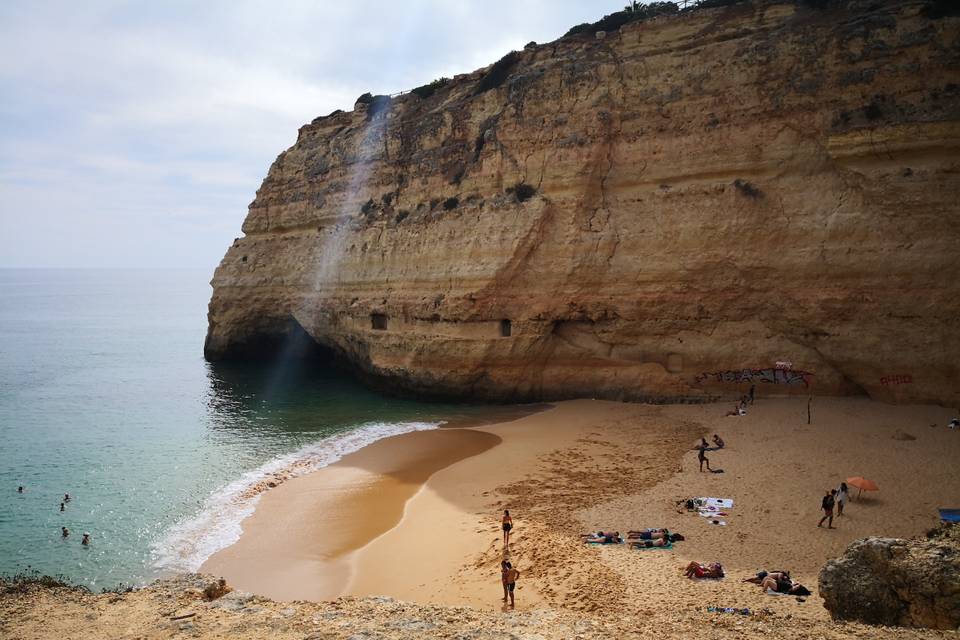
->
[[371, 313, 388, 330]]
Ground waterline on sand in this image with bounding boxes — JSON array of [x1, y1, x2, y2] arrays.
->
[[150, 420, 441, 574]]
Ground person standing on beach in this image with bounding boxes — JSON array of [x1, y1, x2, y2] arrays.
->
[[749, 384, 755, 404], [502, 510, 513, 546], [698, 439, 712, 472], [502, 561, 520, 608], [835, 482, 849, 516], [817, 490, 836, 529]]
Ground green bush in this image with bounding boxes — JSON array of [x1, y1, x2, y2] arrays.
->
[[411, 77, 450, 100], [355, 92, 374, 105], [564, 2, 678, 37], [476, 51, 521, 94]]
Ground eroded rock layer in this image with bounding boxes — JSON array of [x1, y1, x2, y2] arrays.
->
[[206, 0, 960, 405]]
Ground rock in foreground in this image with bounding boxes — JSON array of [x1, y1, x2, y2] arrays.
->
[[819, 524, 960, 629]]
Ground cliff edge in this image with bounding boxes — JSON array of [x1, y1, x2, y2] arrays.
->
[[206, 0, 960, 405]]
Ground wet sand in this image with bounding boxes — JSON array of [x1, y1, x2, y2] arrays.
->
[[201, 427, 501, 600]]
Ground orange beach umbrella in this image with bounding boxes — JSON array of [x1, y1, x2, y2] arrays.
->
[[846, 476, 879, 499]]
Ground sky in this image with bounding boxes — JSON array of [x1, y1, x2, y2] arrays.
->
[[0, 1, 616, 269]]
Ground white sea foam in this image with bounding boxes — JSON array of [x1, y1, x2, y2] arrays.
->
[[150, 420, 440, 573]]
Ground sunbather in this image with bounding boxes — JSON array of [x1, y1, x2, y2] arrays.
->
[[630, 538, 671, 549], [742, 570, 789, 584], [580, 530, 618, 539], [584, 532, 622, 544], [757, 572, 811, 596], [684, 561, 724, 579], [627, 528, 668, 539]]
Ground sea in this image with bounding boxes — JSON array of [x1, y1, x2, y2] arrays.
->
[[0, 268, 485, 589]]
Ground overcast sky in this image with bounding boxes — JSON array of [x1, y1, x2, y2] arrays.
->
[[0, 1, 616, 269]]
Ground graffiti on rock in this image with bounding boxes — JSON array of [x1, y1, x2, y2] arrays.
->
[[696, 368, 814, 387], [880, 375, 912, 385]]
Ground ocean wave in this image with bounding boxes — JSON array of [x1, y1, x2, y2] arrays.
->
[[150, 420, 441, 573]]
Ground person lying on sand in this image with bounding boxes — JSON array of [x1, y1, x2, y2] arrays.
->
[[627, 530, 684, 542], [759, 573, 811, 596], [584, 532, 622, 544], [630, 538, 671, 548], [580, 530, 620, 540], [742, 570, 789, 584], [685, 561, 724, 579]]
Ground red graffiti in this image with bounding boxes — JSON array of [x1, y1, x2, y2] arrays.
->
[[695, 368, 814, 387], [880, 375, 912, 385]]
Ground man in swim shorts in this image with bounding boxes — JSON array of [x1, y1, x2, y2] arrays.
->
[[503, 562, 520, 608]]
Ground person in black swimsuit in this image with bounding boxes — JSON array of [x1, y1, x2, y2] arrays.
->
[[502, 510, 513, 546], [698, 439, 712, 472], [817, 490, 836, 529]]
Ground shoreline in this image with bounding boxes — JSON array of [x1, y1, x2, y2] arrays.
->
[[201, 396, 959, 618]]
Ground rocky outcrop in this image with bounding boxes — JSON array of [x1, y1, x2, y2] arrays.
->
[[819, 524, 960, 629], [206, 0, 960, 405]]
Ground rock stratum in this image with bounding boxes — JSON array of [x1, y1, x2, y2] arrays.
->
[[206, 0, 960, 405]]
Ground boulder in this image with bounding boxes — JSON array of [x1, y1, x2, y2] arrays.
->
[[818, 524, 960, 629]]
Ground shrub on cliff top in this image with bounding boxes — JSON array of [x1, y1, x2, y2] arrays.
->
[[442, 197, 459, 210], [565, 2, 678, 37], [355, 92, 374, 105], [411, 77, 450, 100], [475, 51, 521, 94]]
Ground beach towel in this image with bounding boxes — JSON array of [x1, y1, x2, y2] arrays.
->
[[698, 510, 728, 517], [630, 542, 673, 551], [585, 538, 624, 545], [939, 508, 960, 523]]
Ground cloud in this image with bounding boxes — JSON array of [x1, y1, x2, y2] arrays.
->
[[0, 0, 609, 268]]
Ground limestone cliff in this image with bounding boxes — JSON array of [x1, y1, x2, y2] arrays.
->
[[206, 0, 960, 406]]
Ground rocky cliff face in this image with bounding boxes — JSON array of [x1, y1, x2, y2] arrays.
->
[[206, 0, 960, 405]]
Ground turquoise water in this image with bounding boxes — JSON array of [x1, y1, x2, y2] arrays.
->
[[0, 269, 481, 589]]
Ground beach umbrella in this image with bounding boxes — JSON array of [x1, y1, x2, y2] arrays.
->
[[846, 476, 879, 499]]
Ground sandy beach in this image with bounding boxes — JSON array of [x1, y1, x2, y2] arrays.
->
[[202, 395, 959, 624]]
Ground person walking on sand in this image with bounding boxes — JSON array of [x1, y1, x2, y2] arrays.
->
[[502, 510, 513, 546], [698, 439, 712, 472], [749, 384, 755, 404], [817, 489, 836, 529], [835, 482, 849, 516], [500, 560, 511, 602], [502, 561, 520, 608]]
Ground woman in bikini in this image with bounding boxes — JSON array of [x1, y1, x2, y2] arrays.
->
[[502, 510, 513, 546]]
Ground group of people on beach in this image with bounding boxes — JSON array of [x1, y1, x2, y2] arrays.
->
[[696, 434, 725, 472], [499, 510, 520, 608], [16, 487, 90, 545], [817, 482, 849, 529]]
